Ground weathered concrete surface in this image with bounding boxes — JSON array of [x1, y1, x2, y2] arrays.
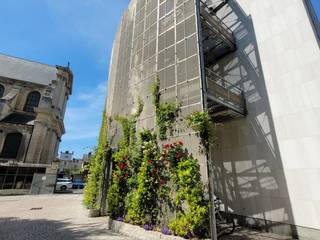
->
[[0, 193, 133, 240]]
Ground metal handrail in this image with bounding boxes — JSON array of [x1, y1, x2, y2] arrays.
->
[[199, 0, 233, 35], [205, 68, 243, 94]]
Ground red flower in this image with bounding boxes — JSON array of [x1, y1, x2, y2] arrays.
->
[[175, 153, 182, 160], [164, 144, 170, 149], [119, 162, 127, 170], [147, 159, 153, 164], [125, 172, 129, 177], [178, 140, 183, 145], [159, 179, 165, 185]]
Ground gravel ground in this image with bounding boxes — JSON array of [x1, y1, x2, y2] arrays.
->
[[0, 193, 133, 240]]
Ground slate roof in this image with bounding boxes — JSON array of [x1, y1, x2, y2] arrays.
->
[[0, 54, 57, 85]]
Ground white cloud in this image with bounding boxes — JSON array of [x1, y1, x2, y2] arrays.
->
[[62, 81, 107, 141]]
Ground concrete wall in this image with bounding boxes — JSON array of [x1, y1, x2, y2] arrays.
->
[[210, 0, 320, 238]]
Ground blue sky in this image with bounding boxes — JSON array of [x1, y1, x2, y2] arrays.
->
[[312, 0, 320, 18], [0, 0, 129, 158]]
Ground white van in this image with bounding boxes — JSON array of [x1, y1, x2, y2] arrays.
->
[[55, 178, 73, 192]]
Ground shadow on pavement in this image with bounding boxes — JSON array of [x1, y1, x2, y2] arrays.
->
[[0, 217, 122, 240]]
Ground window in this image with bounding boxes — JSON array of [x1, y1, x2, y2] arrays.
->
[[305, 0, 320, 40], [23, 91, 41, 113], [0, 133, 23, 159], [0, 84, 4, 98]]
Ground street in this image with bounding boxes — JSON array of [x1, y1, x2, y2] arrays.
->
[[0, 193, 132, 240]]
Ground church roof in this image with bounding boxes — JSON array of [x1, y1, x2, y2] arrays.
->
[[0, 54, 57, 86]]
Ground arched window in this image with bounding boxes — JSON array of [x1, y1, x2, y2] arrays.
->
[[23, 91, 41, 113], [0, 133, 23, 159], [0, 84, 4, 98]]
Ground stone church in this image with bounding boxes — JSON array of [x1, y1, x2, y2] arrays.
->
[[0, 54, 72, 191]]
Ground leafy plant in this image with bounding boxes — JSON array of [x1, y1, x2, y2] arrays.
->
[[186, 111, 214, 154], [107, 99, 144, 218], [168, 156, 208, 237], [151, 77, 179, 140], [83, 111, 109, 210], [159, 141, 208, 237], [126, 130, 160, 225]]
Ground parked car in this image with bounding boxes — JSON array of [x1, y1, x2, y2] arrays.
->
[[72, 179, 85, 189], [55, 178, 73, 192]]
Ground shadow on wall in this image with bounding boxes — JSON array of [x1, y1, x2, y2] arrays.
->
[[208, 0, 297, 237], [0, 217, 120, 240]]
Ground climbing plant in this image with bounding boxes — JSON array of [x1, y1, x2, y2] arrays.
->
[[126, 130, 160, 225], [151, 77, 179, 140], [186, 111, 215, 154], [83, 111, 109, 210], [107, 99, 144, 218], [159, 141, 208, 237]]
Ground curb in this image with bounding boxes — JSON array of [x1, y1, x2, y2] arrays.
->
[[106, 217, 186, 240]]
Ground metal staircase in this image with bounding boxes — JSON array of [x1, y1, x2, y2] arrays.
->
[[199, 0, 247, 121]]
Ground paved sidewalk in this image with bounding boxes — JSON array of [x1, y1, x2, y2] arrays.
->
[[0, 193, 132, 240]]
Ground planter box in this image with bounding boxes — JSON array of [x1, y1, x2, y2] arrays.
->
[[106, 216, 186, 240], [88, 209, 100, 218]]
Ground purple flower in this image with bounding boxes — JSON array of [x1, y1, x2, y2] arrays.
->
[[183, 232, 193, 239], [116, 217, 124, 222], [143, 224, 153, 231], [161, 226, 171, 235]]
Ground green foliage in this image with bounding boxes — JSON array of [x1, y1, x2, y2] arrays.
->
[[168, 156, 208, 237], [83, 111, 108, 210], [108, 100, 146, 218], [126, 130, 159, 224], [186, 111, 214, 154], [159, 142, 208, 237], [107, 148, 131, 217], [151, 77, 179, 140]]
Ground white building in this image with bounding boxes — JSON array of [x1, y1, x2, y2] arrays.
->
[[106, 0, 320, 239]]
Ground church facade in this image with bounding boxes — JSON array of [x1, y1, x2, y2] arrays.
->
[[0, 54, 72, 191]]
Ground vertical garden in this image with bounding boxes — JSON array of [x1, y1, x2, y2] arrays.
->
[[84, 81, 214, 238]]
